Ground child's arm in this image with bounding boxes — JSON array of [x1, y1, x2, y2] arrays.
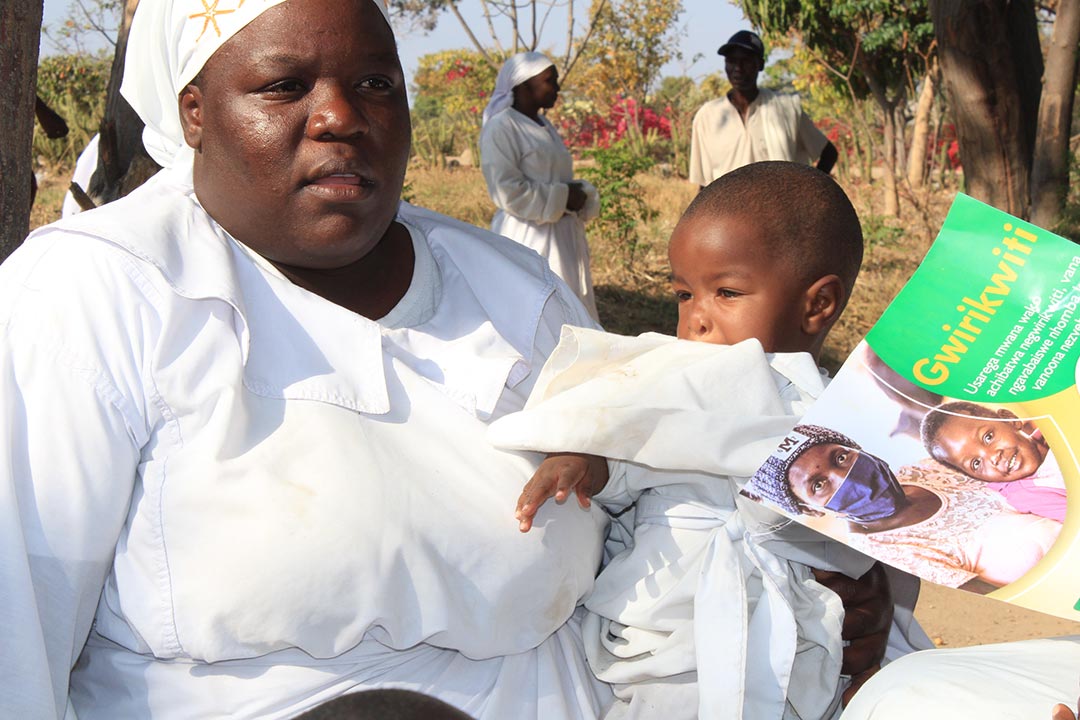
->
[[515, 453, 609, 532]]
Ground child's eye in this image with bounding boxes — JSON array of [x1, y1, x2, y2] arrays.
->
[[983, 431, 994, 443], [717, 288, 741, 299], [971, 458, 982, 471], [673, 290, 692, 302]]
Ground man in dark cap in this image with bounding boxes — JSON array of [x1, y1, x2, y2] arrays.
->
[[688, 30, 838, 189]]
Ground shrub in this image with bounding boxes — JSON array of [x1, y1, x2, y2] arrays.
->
[[34, 53, 111, 167], [580, 140, 658, 269]]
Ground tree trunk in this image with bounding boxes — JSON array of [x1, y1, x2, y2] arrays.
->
[[880, 104, 900, 217], [893, 102, 908, 182], [1031, 0, 1080, 228], [1, 0, 44, 262], [930, 0, 1042, 217], [908, 70, 937, 188]]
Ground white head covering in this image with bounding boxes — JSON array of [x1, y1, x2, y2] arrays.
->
[[481, 51, 555, 127], [121, 0, 392, 169]]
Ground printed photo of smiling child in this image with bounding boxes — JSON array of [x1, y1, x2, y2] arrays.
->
[[920, 400, 1066, 523]]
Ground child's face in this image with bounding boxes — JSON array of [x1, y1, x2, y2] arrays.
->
[[668, 213, 810, 352], [933, 414, 1048, 482], [786, 442, 858, 509]]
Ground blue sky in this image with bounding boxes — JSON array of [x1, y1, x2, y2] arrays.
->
[[41, 0, 748, 88]]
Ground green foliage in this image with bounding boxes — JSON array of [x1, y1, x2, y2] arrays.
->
[[580, 141, 658, 269], [572, 0, 684, 110], [410, 49, 498, 166], [741, 0, 934, 103], [34, 53, 111, 167], [862, 212, 904, 250]]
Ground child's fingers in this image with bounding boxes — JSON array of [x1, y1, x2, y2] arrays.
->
[[574, 485, 593, 509]]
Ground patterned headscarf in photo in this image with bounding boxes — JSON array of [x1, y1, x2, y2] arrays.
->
[[749, 424, 860, 514], [121, 0, 392, 169], [481, 51, 556, 127]]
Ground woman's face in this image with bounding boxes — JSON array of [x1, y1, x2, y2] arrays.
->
[[180, 0, 411, 270], [518, 65, 560, 110], [787, 442, 859, 509]]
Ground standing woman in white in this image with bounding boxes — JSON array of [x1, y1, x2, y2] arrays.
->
[[480, 52, 601, 322]]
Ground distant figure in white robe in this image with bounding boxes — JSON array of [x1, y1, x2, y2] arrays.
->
[[480, 52, 601, 322]]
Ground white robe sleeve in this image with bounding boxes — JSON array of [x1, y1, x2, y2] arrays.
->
[[0, 239, 146, 719], [480, 114, 571, 225]]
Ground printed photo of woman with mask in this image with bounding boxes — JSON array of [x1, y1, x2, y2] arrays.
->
[[748, 424, 1062, 594]]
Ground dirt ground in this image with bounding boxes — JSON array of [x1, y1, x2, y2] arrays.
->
[[915, 583, 1078, 647]]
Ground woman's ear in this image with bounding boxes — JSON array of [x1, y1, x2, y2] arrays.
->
[[179, 84, 204, 152], [802, 275, 845, 337]]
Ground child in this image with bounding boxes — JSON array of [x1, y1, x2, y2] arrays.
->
[[488, 162, 929, 720], [920, 400, 1066, 522]]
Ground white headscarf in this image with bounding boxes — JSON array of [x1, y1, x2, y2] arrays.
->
[[481, 51, 555, 127], [121, 0, 392, 169]]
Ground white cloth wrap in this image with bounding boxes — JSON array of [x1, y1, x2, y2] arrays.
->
[[121, 0, 391, 168], [488, 328, 850, 720], [481, 51, 555, 126]]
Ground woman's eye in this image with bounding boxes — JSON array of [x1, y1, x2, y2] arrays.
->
[[359, 76, 394, 91], [812, 479, 825, 493], [263, 79, 306, 94], [836, 451, 848, 465]]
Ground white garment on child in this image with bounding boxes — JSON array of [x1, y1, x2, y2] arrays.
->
[[488, 328, 932, 720]]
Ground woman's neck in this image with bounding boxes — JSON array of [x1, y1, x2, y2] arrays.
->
[[272, 221, 414, 319], [512, 101, 544, 125]]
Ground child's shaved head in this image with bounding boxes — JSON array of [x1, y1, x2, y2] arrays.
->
[[681, 162, 863, 304]]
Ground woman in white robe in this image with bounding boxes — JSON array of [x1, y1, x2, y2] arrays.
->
[[479, 52, 601, 322], [0, 2, 612, 718]]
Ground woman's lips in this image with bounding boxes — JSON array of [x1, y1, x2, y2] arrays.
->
[[305, 173, 371, 200]]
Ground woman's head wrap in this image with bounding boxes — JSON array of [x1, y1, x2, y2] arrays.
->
[[121, 0, 392, 169], [481, 51, 556, 127], [749, 424, 860, 514]]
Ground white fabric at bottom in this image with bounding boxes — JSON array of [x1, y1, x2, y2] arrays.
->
[[71, 610, 611, 720], [840, 636, 1080, 719]]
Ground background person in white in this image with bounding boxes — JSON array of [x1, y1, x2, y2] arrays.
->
[[480, 52, 601, 322], [689, 30, 839, 189]]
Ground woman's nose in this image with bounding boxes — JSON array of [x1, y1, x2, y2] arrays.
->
[[307, 84, 369, 139]]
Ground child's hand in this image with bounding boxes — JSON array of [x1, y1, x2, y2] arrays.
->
[[515, 453, 609, 532]]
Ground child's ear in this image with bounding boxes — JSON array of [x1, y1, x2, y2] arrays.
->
[[802, 275, 845, 336], [179, 84, 204, 152]]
